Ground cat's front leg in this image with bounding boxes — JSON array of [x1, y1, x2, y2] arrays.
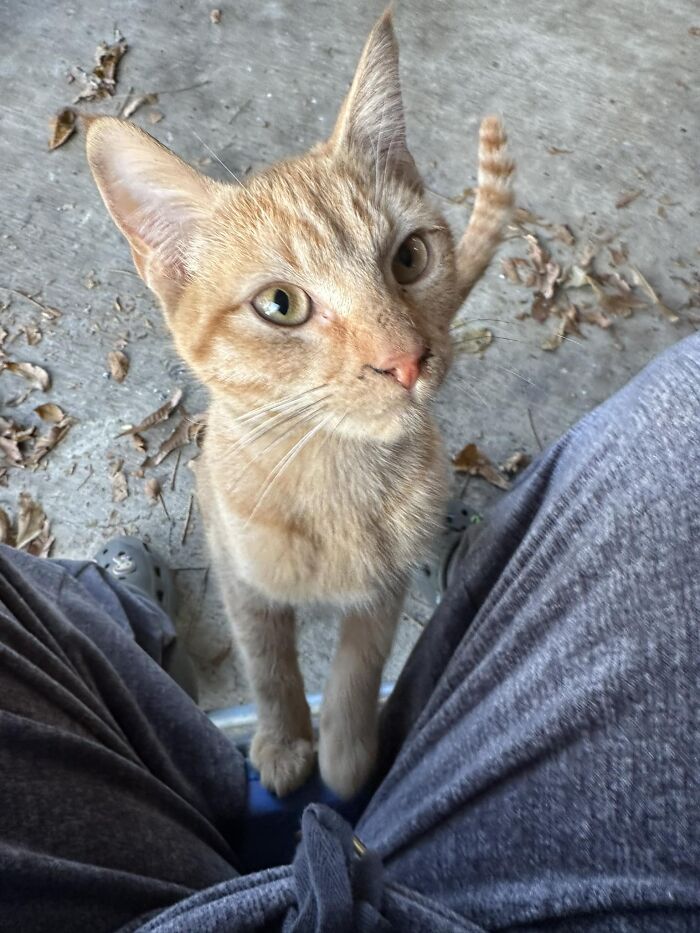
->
[[318, 585, 404, 799], [221, 579, 314, 797]]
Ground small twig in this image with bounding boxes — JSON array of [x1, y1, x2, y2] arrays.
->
[[76, 464, 94, 490], [157, 491, 171, 520], [170, 449, 182, 490], [181, 492, 194, 544], [527, 407, 544, 452], [2, 288, 62, 319]]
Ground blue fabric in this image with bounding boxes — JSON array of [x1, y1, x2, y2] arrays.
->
[[0, 333, 697, 931]]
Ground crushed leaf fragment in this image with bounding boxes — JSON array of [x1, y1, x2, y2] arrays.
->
[[452, 442, 510, 490], [16, 492, 54, 557], [210, 8, 222, 23], [111, 460, 129, 502], [74, 31, 128, 103], [1, 361, 51, 392], [34, 403, 66, 424], [500, 451, 532, 475], [144, 477, 161, 501], [48, 108, 77, 151], [118, 388, 183, 436], [108, 349, 129, 383], [615, 189, 642, 209], [121, 92, 159, 119]]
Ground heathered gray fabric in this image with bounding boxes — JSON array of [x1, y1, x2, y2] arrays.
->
[[0, 333, 697, 932]]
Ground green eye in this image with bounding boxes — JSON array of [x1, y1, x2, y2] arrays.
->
[[392, 233, 429, 285], [251, 284, 311, 326]]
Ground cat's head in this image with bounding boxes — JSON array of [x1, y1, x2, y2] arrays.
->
[[87, 12, 511, 443]]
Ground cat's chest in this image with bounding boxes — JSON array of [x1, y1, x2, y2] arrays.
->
[[212, 437, 448, 607]]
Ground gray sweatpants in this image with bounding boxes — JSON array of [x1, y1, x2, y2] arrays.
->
[[0, 333, 698, 932]]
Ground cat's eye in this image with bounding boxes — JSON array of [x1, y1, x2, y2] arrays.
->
[[251, 284, 311, 326], [392, 233, 429, 285]]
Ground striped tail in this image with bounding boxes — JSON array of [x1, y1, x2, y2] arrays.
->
[[456, 116, 515, 300]]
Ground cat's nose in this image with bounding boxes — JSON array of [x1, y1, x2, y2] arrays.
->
[[371, 345, 427, 391]]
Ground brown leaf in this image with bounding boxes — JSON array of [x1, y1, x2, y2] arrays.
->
[[108, 350, 129, 383], [547, 146, 573, 155], [22, 323, 42, 345], [500, 258, 530, 284], [16, 492, 54, 556], [2, 361, 51, 391], [541, 260, 562, 300], [111, 460, 129, 502], [629, 266, 679, 323], [580, 307, 612, 329], [0, 508, 11, 545], [455, 327, 493, 356], [525, 233, 549, 275], [450, 186, 475, 205], [500, 451, 532, 475], [452, 442, 510, 490], [552, 224, 575, 246], [608, 244, 629, 266], [34, 403, 66, 424], [27, 417, 74, 467], [531, 295, 556, 323], [210, 8, 222, 23], [147, 110, 164, 124], [121, 92, 159, 119], [541, 305, 580, 351], [74, 32, 128, 103], [48, 108, 77, 151], [144, 477, 161, 501], [131, 432, 147, 452], [615, 189, 642, 209], [118, 388, 183, 436], [512, 206, 543, 226], [141, 412, 207, 468]]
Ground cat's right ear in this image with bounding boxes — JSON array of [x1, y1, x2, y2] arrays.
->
[[85, 117, 214, 311], [327, 9, 418, 183]]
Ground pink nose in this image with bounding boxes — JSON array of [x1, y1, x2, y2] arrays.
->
[[371, 346, 426, 391]]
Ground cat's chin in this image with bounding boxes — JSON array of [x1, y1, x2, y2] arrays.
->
[[336, 402, 427, 445]]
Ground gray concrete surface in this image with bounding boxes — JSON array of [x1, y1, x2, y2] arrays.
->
[[1, 0, 697, 710]]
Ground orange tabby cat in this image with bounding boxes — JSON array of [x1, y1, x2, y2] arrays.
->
[[86, 11, 514, 798]]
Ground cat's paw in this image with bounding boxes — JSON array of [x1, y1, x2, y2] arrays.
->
[[250, 731, 315, 797], [318, 726, 377, 800]]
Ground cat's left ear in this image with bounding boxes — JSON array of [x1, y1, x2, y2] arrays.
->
[[327, 9, 419, 183], [86, 116, 215, 311]]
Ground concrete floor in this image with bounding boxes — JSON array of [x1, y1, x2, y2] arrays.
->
[[0, 0, 697, 710]]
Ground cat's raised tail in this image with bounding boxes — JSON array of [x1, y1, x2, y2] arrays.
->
[[456, 115, 515, 301]]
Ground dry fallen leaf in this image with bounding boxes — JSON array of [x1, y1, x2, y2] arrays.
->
[[48, 108, 77, 151], [121, 92, 159, 119], [74, 31, 128, 103], [0, 508, 11, 545], [608, 244, 629, 266], [108, 349, 129, 383], [689, 26, 700, 37], [147, 110, 164, 124], [22, 323, 42, 346], [629, 266, 679, 323], [615, 189, 642, 209], [450, 186, 475, 205], [118, 388, 183, 436], [27, 417, 74, 467], [452, 442, 510, 490], [500, 450, 532, 475], [144, 477, 161, 501], [2, 361, 51, 391], [34, 403, 66, 424], [455, 326, 493, 356], [131, 432, 147, 452], [111, 460, 129, 502], [210, 8, 222, 23], [547, 146, 573, 155], [16, 492, 54, 557], [552, 224, 575, 246], [542, 305, 581, 351], [141, 412, 207, 469]]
